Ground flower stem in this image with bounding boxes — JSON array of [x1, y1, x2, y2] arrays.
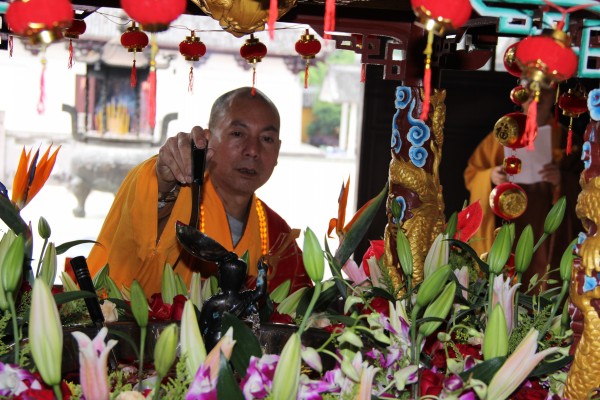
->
[[8, 294, 18, 364], [514, 273, 522, 327], [533, 233, 548, 253], [36, 238, 48, 278], [137, 326, 147, 388], [298, 281, 322, 335], [53, 384, 63, 400], [410, 305, 421, 400], [152, 374, 163, 400], [538, 281, 569, 339], [487, 272, 496, 313]]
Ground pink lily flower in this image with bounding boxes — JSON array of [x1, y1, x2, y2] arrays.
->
[[71, 327, 118, 400], [356, 364, 380, 400], [453, 266, 469, 300], [487, 328, 560, 400], [202, 327, 236, 382], [491, 275, 521, 335], [341, 259, 369, 287]]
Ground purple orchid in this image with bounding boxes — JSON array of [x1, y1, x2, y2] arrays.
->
[[186, 364, 216, 400], [0, 363, 43, 396], [240, 354, 279, 400]]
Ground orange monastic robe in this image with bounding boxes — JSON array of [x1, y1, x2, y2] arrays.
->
[[87, 156, 310, 297]]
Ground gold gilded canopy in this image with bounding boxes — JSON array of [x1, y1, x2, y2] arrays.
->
[[190, 0, 297, 37]]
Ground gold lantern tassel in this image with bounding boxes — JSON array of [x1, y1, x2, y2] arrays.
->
[[148, 34, 158, 129], [188, 66, 194, 93], [8, 35, 13, 57], [37, 51, 47, 115], [252, 60, 257, 96], [419, 30, 434, 121]]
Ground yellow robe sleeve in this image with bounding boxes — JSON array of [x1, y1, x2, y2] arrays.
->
[[463, 132, 504, 256]]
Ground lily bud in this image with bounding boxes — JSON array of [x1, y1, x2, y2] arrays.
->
[[302, 228, 324, 282], [104, 275, 124, 300], [130, 280, 148, 328], [175, 273, 187, 296], [483, 304, 508, 360], [270, 279, 291, 303], [423, 233, 449, 279], [0, 232, 16, 311], [301, 346, 322, 373], [514, 225, 534, 275], [416, 264, 451, 308], [544, 196, 566, 235], [344, 295, 363, 314], [39, 242, 56, 287], [419, 281, 456, 337], [189, 272, 202, 311], [444, 212, 458, 237], [487, 224, 513, 275], [37, 216, 51, 239], [272, 333, 301, 400], [154, 323, 179, 378], [29, 278, 63, 386], [559, 239, 577, 282], [201, 276, 217, 302], [391, 199, 403, 222], [2, 234, 24, 294], [339, 330, 364, 348], [340, 352, 361, 382], [180, 300, 206, 378], [395, 229, 413, 277], [277, 287, 308, 316], [161, 263, 177, 304], [60, 271, 78, 292]]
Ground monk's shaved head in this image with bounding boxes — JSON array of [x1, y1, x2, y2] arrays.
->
[[208, 87, 280, 132]]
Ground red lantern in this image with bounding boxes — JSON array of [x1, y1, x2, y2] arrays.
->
[[503, 156, 522, 175], [410, 0, 472, 121], [179, 31, 207, 93], [240, 34, 268, 96], [121, 22, 149, 88], [295, 29, 321, 89], [64, 18, 86, 69], [121, 0, 186, 33], [503, 42, 521, 78], [6, 0, 73, 44], [510, 85, 530, 106], [558, 87, 588, 154], [489, 182, 528, 221], [493, 112, 529, 149]]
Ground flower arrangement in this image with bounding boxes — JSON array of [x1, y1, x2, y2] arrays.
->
[[0, 147, 578, 399]]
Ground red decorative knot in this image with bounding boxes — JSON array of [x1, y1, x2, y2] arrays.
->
[[64, 19, 86, 39], [503, 156, 522, 175], [489, 182, 528, 221], [121, 22, 149, 52], [510, 85, 530, 106], [6, 0, 73, 44], [179, 31, 207, 61], [503, 42, 521, 78], [240, 34, 267, 64], [121, 0, 187, 33]]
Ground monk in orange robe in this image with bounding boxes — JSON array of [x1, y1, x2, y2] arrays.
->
[[87, 87, 312, 297], [464, 89, 582, 289]]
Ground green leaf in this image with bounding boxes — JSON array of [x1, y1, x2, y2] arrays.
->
[[0, 195, 30, 238], [216, 351, 244, 400], [55, 240, 98, 255], [107, 328, 140, 360], [334, 184, 387, 266], [444, 211, 458, 237], [459, 356, 507, 384], [529, 355, 573, 378], [53, 290, 98, 305], [221, 313, 262, 377], [446, 239, 489, 275]]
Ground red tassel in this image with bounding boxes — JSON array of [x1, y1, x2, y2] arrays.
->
[[304, 62, 309, 89], [148, 68, 157, 129], [68, 39, 74, 69], [525, 96, 539, 150], [130, 57, 137, 88], [252, 62, 257, 96], [268, 0, 278, 40], [566, 118, 574, 155], [420, 66, 431, 121], [360, 64, 366, 83], [8, 36, 13, 57], [323, 0, 336, 40], [188, 66, 194, 93], [37, 57, 47, 115]]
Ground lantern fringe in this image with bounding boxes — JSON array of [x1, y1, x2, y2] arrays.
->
[[566, 118, 574, 155], [188, 66, 194, 93], [8, 36, 13, 57], [324, 0, 336, 39], [304, 62, 309, 89], [131, 56, 137, 88], [148, 68, 157, 129], [68, 39, 74, 69], [252, 62, 257, 96], [419, 30, 435, 121], [361, 64, 366, 83], [525, 97, 538, 150], [268, 0, 278, 40], [37, 56, 47, 115]]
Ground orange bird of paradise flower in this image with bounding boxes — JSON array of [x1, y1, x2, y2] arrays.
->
[[11, 145, 60, 210]]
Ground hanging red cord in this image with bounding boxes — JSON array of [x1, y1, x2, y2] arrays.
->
[[268, 0, 278, 39]]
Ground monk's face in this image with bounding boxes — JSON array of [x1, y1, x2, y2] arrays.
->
[[207, 95, 281, 199]]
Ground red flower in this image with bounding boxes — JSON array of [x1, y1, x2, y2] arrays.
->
[[149, 293, 172, 320], [170, 294, 187, 321], [361, 240, 385, 276], [454, 201, 483, 242], [323, 323, 345, 334], [429, 342, 482, 370], [269, 310, 294, 324], [513, 379, 549, 400], [420, 369, 444, 397]]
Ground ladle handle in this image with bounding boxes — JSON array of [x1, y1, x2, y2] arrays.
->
[[69, 256, 104, 326]]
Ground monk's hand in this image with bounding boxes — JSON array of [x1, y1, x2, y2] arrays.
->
[[491, 165, 507, 186], [157, 126, 209, 193], [539, 163, 560, 186]]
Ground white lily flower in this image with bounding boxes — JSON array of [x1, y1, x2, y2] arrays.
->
[[492, 274, 521, 335], [180, 299, 207, 378], [357, 364, 380, 400], [487, 328, 560, 400], [453, 266, 469, 300], [189, 272, 202, 311], [423, 233, 449, 279], [71, 327, 118, 400]]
